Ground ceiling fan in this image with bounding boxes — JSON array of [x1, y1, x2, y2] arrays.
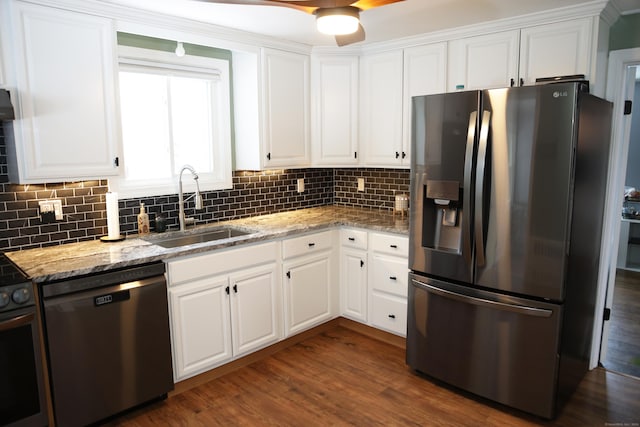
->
[[196, 0, 405, 46]]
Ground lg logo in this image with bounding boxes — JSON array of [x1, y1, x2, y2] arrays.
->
[[553, 91, 568, 98]]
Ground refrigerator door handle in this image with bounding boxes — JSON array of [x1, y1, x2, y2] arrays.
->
[[474, 110, 491, 267], [462, 111, 477, 265], [412, 279, 553, 318]]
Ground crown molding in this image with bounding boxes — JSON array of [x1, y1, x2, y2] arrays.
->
[[356, 0, 610, 54]]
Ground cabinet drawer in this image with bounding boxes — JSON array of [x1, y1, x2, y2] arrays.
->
[[370, 254, 408, 297], [340, 228, 368, 250], [370, 292, 407, 336], [167, 242, 278, 285], [282, 230, 334, 259], [370, 233, 408, 256]]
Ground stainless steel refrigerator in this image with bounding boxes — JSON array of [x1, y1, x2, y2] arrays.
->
[[406, 82, 612, 419]]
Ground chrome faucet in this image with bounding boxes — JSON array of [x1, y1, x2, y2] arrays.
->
[[178, 165, 204, 231]]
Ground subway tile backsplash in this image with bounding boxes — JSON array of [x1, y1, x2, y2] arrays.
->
[[1, 128, 409, 251]]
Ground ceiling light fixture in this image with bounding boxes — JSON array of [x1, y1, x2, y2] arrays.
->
[[175, 41, 185, 57], [315, 7, 360, 36]]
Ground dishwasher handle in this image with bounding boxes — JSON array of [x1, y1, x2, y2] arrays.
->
[[44, 275, 166, 310]]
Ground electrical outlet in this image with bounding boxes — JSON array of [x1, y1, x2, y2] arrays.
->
[[297, 178, 305, 193], [357, 178, 365, 192], [39, 199, 63, 221]]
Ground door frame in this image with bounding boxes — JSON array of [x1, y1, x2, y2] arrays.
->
[[591, 47, 640, 369]]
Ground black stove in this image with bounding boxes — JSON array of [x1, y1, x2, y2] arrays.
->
[[0, 253, 33, 313]]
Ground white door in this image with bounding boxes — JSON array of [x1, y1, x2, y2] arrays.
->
[[283, 253, 332, 335], [229, 263, 280, 356], [262, 48, 310, 167], [519, 18, 593, 86], [7, 2, 119, 182], [597, 49, 640, 370], [340, 249, 367, 321], [312, 55, 359, 165], [360, 50, 404, 166], [403, 42, 448, 165], [169, 276, 232, 380], [448, 30, 520, 91]]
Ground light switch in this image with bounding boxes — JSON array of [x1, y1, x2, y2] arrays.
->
[[297, 178, 305, 193], [357, 178, 365, 192]]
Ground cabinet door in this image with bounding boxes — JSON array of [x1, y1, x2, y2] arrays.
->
[[403, 43, 447, 165], [340, 248, 367, 322], [448, 30, 520, 91], [283, 252, 332, 335], [519, 18, 593, 86], [312, 55, 359, 165], [7, 2, 119, 183], [169, 276, 232, 380], [360, 50, 404, 166], [262, 48, 310, 167], [229, 263, 281, 356]]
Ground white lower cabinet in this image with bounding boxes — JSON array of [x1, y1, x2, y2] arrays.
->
[[339, 228, 409, 337], [368, 232, 409, 337], [282, 230, 336, 336], [167, 227, 408, 382], [340, 229, 368, 322], [167, 242, 281, 381]]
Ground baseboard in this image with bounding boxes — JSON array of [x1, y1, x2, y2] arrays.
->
[[170, 317, 405, 396]]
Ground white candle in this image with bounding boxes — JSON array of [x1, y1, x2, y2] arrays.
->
[[106, 192, 120, 239]]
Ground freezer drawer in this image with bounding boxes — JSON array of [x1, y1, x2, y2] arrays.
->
[[406, 273, 562, 419]]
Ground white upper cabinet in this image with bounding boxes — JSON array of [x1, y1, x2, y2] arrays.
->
[[402, 42, 447, 166], [2, 1, 120, 183], [262, 48, 310, 167], [448, 18, 597, 92], [359, 50, 404, 167], [311, 55, 359, 166], [519, 18, 593, 86], [234, 48, 310, 170], [448, 30, 520, 91]]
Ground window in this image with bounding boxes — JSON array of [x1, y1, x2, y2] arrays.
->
[[111, 45, 232, 198]]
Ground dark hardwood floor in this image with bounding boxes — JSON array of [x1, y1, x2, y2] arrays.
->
[[104, 324, 640, 427], [603, 269, 640, 378]]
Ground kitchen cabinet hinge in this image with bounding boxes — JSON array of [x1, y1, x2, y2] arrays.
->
[[360, 260, 364, 268], [266, 152, 271, 161], [624, 100, 633, 115], [395, 151, 400, 159], [286, 271, 291, 279], [114, 157, 119, 167], [225, 286, 230, 295], [603, 307, 611, 321], [233, 284, 238, 293], [402, 151, 406, 159]]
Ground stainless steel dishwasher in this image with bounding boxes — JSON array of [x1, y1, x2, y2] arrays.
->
[[40, 262, 173, 427]]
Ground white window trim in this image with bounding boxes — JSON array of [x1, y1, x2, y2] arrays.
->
[[110, 45, 233, 199]]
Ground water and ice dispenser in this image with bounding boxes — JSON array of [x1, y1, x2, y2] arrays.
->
[[422, 180, 463, 253]]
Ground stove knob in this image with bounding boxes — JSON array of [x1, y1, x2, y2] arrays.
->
[[0, 291, 9, 308], [12, 288, 31, 305]]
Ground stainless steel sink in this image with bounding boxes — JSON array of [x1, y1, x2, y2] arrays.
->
[[146, 227, 254, 248]]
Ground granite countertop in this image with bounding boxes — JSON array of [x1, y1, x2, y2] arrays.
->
[[6, 205, 409, 283]]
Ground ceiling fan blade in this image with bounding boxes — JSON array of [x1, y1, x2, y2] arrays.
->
[[197, 0, 316, 14], [351, 0, 404, 11], [335, 23, 365, 46]]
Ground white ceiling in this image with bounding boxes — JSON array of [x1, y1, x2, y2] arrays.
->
[[103, 0, 640, 47]]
